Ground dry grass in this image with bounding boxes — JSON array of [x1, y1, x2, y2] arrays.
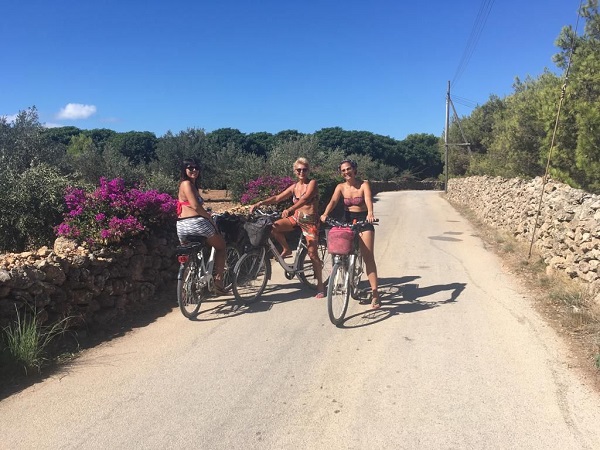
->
[[449, 200, 600, 386]]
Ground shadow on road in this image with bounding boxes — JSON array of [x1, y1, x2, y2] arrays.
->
[[339, 276, 467, 329]]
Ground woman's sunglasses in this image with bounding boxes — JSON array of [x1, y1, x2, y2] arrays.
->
[[295, 168, 308, 173], [186, 166, 200, 171]]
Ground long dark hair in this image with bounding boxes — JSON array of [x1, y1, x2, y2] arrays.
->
[[180, 158, 201, 189]]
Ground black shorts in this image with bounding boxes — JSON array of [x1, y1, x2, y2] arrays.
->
[[344, 210, 375, 232]]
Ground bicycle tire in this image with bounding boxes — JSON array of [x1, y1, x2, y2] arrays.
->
[[223, 245, 242, 292], [296, 243, 331, 290], [350, 252, 364, 300], [232, 251, 270, 304], [327, 261, 350, 326], [177, 258, 203, 319]]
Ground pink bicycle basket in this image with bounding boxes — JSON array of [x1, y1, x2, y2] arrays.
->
[[327, 227, 354, 255]]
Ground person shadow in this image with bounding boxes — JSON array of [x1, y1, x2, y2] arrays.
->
[[339, 276, 467, 328]]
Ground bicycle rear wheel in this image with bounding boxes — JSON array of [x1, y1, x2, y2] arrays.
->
[[177, 258, 203, 319], [327, 261, 350, 326], [297, 243, 331, 290], [232, 251, 270, 304], [223, 245, 241, 292]]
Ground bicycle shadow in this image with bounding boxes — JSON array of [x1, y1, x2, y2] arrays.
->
[[338, 276, 467, 329], [239, 282, 321, 313]]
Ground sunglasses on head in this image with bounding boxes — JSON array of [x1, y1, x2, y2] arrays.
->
[[186, 165, 199, 171], [295, 168, 308, 173]]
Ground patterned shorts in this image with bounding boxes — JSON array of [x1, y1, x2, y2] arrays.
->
[[287, 212, 319, 246], [177, 216, 217, 243]]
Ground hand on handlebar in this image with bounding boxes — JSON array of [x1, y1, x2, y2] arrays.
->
[[249, 202, 260, 214]]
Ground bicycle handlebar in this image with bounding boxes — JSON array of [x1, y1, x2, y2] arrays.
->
[[250, 209, 282, 220], [323, 217, 379, 230]]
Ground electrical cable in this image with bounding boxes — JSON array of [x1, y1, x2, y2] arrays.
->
[[527, 1, 583, 259], [452, 0, 495, 88]]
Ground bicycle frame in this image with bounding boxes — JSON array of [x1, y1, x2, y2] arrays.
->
[[178, 245, 216, 292], [265, 234, 309, 275]]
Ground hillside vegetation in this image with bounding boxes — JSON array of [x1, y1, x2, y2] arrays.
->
[[0, 109, 441, 252], [445, 0, 600, 194]]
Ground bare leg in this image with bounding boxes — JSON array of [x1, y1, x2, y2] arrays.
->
[[207, 233, 226, 291], [359, 230, 379, 307], [307, 239, 325, 294], [272, 218, 294, 257]]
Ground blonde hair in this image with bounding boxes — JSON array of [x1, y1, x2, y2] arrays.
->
[[293, 157, 310, 170]]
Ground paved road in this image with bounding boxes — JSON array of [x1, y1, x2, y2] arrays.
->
[[1, 191, 600, 449]]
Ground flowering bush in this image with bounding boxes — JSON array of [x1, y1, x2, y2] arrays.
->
[[55, 177, 176, 247], [239, 175, 294, 205]]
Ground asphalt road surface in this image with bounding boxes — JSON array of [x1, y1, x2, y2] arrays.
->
[[1, 191, 600, 449]]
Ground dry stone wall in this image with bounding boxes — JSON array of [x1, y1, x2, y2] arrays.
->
[[0, 235, 179, 328], [446, 176, 600, 296]]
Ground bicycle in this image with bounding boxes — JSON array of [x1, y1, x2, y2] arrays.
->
[[323, 217, 378, 326], [176, 214, 242, 319], [231, 210, 332, 305]]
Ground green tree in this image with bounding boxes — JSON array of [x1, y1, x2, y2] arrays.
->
[[108, 131, 158, 164]]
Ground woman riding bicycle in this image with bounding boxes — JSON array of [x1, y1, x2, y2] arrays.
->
[[320, 159, 380, 309], [176, 158, 226, 294], [249, 157, 325, 298]]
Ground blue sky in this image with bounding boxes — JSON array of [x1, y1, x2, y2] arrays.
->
[[2, 0, 577, 140]]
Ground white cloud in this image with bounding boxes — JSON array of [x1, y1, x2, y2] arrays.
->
[[57, 103, 97, 120]]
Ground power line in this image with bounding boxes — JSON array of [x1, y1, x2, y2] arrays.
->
[[452, 95, 479, 109], [452, 0, 495, 88]]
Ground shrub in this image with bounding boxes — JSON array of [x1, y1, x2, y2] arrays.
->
[[55, 177, 176, 247], [0, 163, 72, 252], [239, 175, 295, 205]]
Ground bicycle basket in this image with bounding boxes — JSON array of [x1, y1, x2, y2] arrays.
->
[[327, 226, 354, 255], [243, 216, 273, 247]]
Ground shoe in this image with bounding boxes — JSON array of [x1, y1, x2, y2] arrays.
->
[[315, 292, 325, 299], [280, 250, 293, 258]]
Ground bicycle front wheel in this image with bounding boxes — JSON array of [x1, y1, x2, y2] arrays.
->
[[232, 251, 270, 304], [177, 258, 203, 319], [327, 261, 350, 326], [223, 245, 242, 292], [297, 243, 331, 290], [350, 252, 364, 300]]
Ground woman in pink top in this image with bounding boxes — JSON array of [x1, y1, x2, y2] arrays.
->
[[176, 158, 226, 293], [320, 159, 380, 309]]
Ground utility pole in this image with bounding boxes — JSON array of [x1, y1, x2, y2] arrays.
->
[[444, 81, 450, 193]]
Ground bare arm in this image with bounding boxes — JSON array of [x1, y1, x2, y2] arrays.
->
[[250, 184, 294, 213], [363, 180, 376, 222], [320, 184, 343, 222]]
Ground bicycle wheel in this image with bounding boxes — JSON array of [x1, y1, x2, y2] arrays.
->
[[223, 245, 241, 292], [177, 258, 203, 319], [232, 251, 270, 304], [327, 261, 350, 326], [297, 243, 331, 290], [350, 251, 365, 300]]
